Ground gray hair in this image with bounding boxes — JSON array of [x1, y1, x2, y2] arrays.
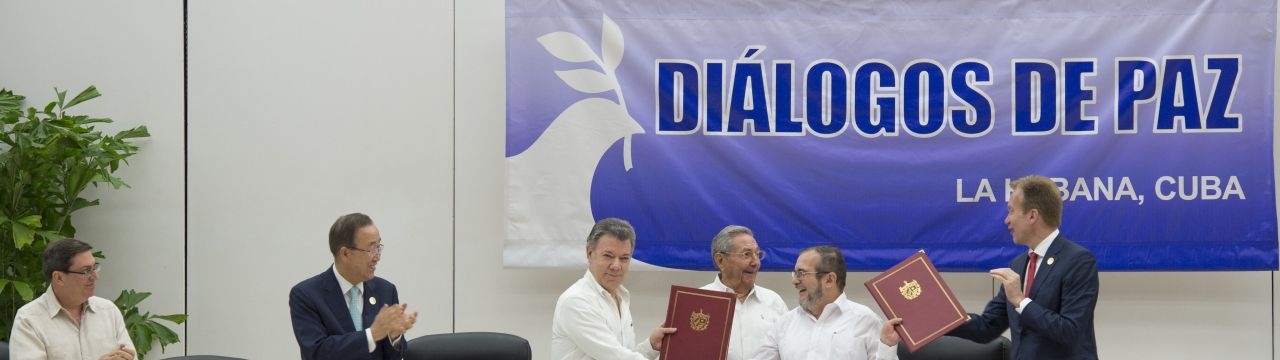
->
[[711, 225, 753, 254], [587, 218, 636, 250]]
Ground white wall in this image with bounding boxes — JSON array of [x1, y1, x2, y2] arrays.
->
[[2, 0, 1278, 359], [184, 1, 456, 358]]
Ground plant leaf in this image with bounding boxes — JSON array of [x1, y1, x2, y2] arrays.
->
[[0, 89, 24, 110], [70, 198, 101, 212], [55, 88, 67, 108], [15, 214, 42, 228], [115, 125, 149, 140], [13, 281, 34, 301], [64, 86, 101, 109], [152, 313, 189, 324], [106, 175, 127, 189], [112, 290, 188, 359], [147, 320, 181, 345], [554, 69, 615, 94], [132, 324, 154, 359], [11, 221, 36, 249], [537, 32, 598, 63], [116, 289, 151, 309], [600, 14, 624, 73], [36, 229, 64, 242]]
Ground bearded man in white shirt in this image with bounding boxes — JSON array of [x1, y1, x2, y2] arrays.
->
[[753, 245, 903, 360], [551, 218, 677, 360], [699, 225, 787, 360]]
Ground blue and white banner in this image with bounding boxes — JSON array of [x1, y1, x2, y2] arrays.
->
[[505, 0, 1278, 271]]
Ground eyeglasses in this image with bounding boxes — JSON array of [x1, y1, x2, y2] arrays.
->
[[64, 263, 101, 276], [717, 250, 766, 261], [347, 243, 384, 256], [791, 269, 828, 279]]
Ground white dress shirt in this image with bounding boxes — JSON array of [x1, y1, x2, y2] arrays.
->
[[9, 287, 135, 360], [752, 293, 897, 360], [701, 275, 788, 360], [551, 271, 657, 360]]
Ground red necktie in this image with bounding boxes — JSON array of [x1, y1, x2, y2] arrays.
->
[[1024, 252, 1039, 293]]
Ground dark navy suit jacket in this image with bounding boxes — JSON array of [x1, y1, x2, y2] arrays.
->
[[950, 235, 1099, 360], [290, 268, 403, 360]]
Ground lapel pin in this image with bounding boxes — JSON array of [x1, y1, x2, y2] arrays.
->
[[1046, 257, 1055, 266], [369, 296, 377, 305]]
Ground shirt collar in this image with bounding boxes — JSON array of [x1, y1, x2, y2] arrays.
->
[[711, 274, 756, 301], [332, 264, 363, 295], [830, 292, 851, 313], [1031, 229, 1059, 256], [37, 286, 97, 320], [809, 292, 852, 320]]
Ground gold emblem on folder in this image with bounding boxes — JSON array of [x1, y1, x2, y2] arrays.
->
[[899, 280, 922, 300], [690, 309, 710, 332]]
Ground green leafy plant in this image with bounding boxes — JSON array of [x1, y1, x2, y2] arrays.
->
[[116, 289, 188, 359], [0, 86, 183, 358]]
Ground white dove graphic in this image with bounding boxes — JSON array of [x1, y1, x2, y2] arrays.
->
[[505, 14, 652, 267]]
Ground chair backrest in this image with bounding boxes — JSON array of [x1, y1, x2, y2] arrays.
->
[[404, 332, 531, 360], [898, 336, 1011, 360]]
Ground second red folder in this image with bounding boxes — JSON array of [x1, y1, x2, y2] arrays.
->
[[659, 285, 736, 360]]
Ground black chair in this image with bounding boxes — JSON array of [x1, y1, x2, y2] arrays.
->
[[899, 336, 1011, 360], [403, 332, 531, 360]]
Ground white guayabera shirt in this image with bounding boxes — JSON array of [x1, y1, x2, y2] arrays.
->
[[753, 293, 898, 360], [701, 275, 789, 360], [551, 271, 658, 360], [10, 287, 135, 360]]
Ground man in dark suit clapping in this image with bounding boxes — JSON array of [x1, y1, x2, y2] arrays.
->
[[949, 175, 1100, 360], [290, 213, 418, 360]]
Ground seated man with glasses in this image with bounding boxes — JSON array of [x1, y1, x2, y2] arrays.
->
[[290, 213, 418, 360], [699, 225, 787, 360], [752, 245, 903, 360], [10, 238, 136, 360]]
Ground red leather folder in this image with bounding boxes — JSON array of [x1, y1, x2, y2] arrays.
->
[[863, 251, 968, 353], [659, 285, 736, 360]]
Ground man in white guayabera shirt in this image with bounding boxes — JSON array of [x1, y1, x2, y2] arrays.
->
[[551, 218, 677, 360], [10, 238, 136, 360], [753, 245, 903, 360], [700, 225, 788, 359]]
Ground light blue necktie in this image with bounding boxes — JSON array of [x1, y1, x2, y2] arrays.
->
[[347, 286, 362, 331]]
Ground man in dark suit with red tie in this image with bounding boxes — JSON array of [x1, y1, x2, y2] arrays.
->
[[949, 175, 1100, 360], [289, 213, 418, 359]]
